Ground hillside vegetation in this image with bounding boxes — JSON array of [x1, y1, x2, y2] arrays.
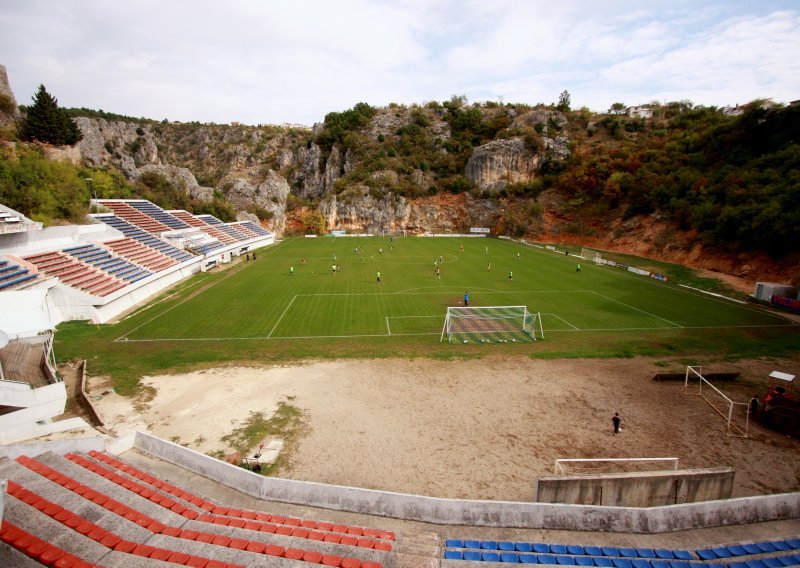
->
[[1, 90, 798, 282]]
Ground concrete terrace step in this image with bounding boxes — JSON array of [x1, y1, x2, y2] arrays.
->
[[6, 452, 390, 567], [81, 450, 396, 543], [68, 451, 394, 566]]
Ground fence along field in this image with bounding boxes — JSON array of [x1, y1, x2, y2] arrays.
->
[[115, 237, 791, 348]]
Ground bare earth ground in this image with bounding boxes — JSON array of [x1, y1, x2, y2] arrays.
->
[[89, 356, 800, 502]]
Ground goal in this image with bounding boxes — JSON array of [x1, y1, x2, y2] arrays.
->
[[580, 248, 604, 265], [684, 366, 750, 437], [440, 305, 543, 343]]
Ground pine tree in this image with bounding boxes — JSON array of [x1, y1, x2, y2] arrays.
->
[[19, 84, 82, 145]]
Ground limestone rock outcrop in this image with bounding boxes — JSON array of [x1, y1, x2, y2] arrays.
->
[[0, 64, 20, 127], [135, 164, 214, 202], [223, 169, 290, 234], [464, 137, 541, 191]]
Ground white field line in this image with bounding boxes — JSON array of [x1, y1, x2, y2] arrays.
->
[[119, 276, 211, 322], [386, 317, 391, 335], [114, 322, 795, 343], [268, 295, 297, 339], [116, 265, 246, 341], [591, 291, 684, 328], [678, 284, 747, 304], [547, 312, 580, 331]]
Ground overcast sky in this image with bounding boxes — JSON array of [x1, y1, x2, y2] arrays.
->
[[1, 1, 798, 126]]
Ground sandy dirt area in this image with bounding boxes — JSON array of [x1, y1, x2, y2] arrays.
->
[[89, 356, 800, 502]]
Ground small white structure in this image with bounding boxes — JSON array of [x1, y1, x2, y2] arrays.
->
[[0, 290, 68, 443], [626, 105, 653, 119]]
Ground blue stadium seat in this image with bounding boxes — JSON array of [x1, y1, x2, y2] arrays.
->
[[613, 559, 633, 568], [745, 560, 768, 568], [576, 557, 595, 566], [763, 558, 785, 568], [569, 546, 587, 556], [651, 561, 671, 568], [464, 539, 481, 549], [696, 550, 717, 561], [631, 560, 652, 568], [777, 555, 800, 567], [758, 543, 779, 553], [482, 540, 499, 550], [585, 547, 603, 557], [729, 563, 749, 568], [787, 540, 800, 550], [711, 547, 733, 558], [594, 558, 614, 567], [538, 554, 557, 565], [672, 551, 694, 560], [727, 546, 748, 557], [534, 544, 552, 553], [519, 553, 537, 564], [483, 551, 501, 562], [556, 556, 576, 565], [742, 544, 762, 555], [772, 542, 792, 552], [637, 550, 657, 559], [551, 545, 569, 555], [464, 550, 482, 561], [603, 548, 621, 557], [501, 552, 520, 563], [655, 550, 675, 560], [445, 539, 462, 548], [516, 543, 534, 553], [499, 542, 516, 551], [444, 550, 463, 560], [668, 562, 690, 568], [620, 548, 638, 558]]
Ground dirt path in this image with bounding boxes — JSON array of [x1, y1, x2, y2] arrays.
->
[[89, 356, 800, 502]]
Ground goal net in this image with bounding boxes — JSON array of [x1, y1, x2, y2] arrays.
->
[[554, 457, 679, 476], [440, 305, 543, 343], [684, 366, 750, 437], [580, 248, 603, 265]]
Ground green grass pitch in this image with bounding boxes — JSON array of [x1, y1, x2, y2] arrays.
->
[[55, 236, 799, 392]]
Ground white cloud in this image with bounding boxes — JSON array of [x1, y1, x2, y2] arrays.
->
[[0, 1, 798, 124]]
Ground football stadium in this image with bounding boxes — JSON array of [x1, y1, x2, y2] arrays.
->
[[1, 200, 799, 567]]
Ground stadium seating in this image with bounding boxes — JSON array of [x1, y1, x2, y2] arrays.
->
[[104, 237, 178, 272], [442, 538, 800, 565], [128, 200, 192, 230], [93, 214, 195, 262], [239, 220, 272, 237], [169, 210, 239, 244], [23, 250, 129, 297], [97, 200, 173, 234], [62, 243, 155, 282], [0, 258, 39, 290], [0, 451, 392, 567]]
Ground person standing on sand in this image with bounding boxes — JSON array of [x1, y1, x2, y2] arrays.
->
[[612, 412, 621, 434]]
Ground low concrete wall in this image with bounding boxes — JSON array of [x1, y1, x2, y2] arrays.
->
[[133, 432, 800, 533], [535, 468, 735, 507], [0, 479, 6, 523], [0, 436, 107, 460], [77, 360, 105, 427]]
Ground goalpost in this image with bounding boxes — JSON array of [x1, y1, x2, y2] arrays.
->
[[684, 366, 750, 437], [440, 305, 543, 343], [580, 248, 604, 265]]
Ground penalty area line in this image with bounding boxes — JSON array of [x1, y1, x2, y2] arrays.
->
[[268, 295, 297, 339]]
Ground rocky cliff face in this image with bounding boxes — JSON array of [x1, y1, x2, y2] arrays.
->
[[465, 137, 541, 191], [0, 64, 21, 128]]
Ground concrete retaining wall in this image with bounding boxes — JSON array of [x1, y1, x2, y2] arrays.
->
[[132, 432, 800, 533], [535, 468, 735, 507], [0, 436, 107, 460]]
